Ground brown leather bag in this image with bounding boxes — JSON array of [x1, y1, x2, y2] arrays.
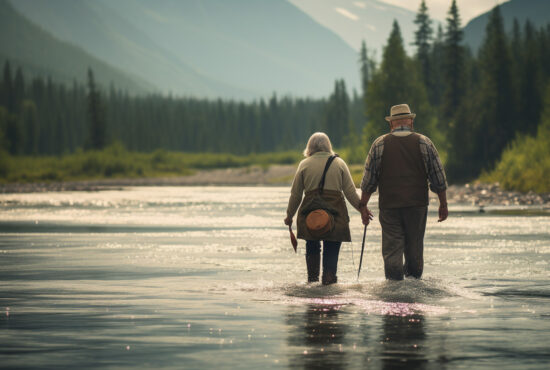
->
[[304, 155, 339, 238]]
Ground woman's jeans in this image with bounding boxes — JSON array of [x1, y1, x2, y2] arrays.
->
[[306, 240, 342, 274]]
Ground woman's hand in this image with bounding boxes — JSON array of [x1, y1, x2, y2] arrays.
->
[[361, 207, 374, 226], [284, 216, 292, 226]]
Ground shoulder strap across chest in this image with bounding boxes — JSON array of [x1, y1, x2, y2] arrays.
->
[[319, 154, 339, 193]]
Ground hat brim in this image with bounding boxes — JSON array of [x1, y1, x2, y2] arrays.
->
[[385, 113, 416, 122]]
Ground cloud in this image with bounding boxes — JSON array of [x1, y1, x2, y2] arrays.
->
[[335, 7, 360, 21], [353, 2, 366, 9], [365, 24, 377, 32]]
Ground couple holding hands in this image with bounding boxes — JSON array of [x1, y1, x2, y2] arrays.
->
[[284, 104, 448, 285]]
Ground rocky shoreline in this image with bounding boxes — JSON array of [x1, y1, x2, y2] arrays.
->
[[445, 182, 550, 207], [1, 166, 549, 207]]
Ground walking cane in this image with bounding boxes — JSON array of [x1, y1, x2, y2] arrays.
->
[[289, 225, 297, 253], [357, 225, 367, 279]]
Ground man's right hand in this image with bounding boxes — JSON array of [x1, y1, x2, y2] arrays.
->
[[361, 207, 374, 226], [438, 204, 448, 222]]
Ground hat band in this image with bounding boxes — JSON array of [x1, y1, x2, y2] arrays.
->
[[391, 112, 412, 117]]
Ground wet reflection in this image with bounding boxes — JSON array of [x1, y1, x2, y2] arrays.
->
[[286, 304, 350, 369], [378, 314, 428, 370]]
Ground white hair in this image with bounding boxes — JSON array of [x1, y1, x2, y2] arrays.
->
[[303, 132, 334, 157]]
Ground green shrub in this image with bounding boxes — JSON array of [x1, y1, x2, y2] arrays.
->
[[482, 130, 550, 193], [482, 85, 550, 193]]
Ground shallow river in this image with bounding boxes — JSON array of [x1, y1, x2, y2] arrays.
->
[[1, 186, 549, 369]]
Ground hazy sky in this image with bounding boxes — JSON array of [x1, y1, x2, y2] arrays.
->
[[379, 0, 508, 23]]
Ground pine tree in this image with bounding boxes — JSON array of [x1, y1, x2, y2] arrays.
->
[[2, 61, 15, 113], [518, 20, 543, 135], [476, 5, 516, 167], [20, 100, 39, 155], [86, 68, 107, 150], [4, 111, 22, 155], [413, 0, 433, 92], [324, 79, 349, 148], [429, 24, 445, 107], [359, 40, 370, 100], [0, 107, 9, 153], [13, 67, 25, 114], [442, 0, 465, 126]]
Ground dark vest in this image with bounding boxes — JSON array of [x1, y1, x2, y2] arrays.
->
[[378, 133, 428, 209]]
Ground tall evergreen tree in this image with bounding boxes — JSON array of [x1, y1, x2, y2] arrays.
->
[[2, 61, 15, 113], [20, 100, 39, 155], [518, 20, 543, 135], [413, 0, 433, 92], [86, 68, 107, 150], [358, 40, 375, 134], [429, 24, 445, 107], [13, 67, 25, 114], [442, 0, 465, 127], [359, 40, 370, 100], [4, 111, 22, 155], [476, 5, 516, 167], [324, 79, 349, 147]]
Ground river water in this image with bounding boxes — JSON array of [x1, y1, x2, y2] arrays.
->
[[1, 186, 549, 369]]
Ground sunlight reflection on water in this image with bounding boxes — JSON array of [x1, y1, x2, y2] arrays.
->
[[1, 187, 550, 369]]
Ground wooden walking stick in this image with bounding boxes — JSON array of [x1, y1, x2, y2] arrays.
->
[[357, 225, 367, 279], [289, 225, 297, 253]]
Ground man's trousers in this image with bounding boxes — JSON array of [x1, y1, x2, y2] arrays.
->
[[379, 206, 428, 280]]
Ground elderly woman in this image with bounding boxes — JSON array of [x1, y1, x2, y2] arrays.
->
[[284, 132, 367, 285]]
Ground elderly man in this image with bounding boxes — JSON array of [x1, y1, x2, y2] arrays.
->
[[359, 104, 448, 280]]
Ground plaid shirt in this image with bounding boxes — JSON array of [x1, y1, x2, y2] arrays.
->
[[360, 127, 448, 194]]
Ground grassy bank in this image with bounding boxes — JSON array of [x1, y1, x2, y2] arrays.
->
[[0, 143, 303, 184]]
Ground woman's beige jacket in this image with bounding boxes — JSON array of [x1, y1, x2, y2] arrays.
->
[[286, 152, 361, 241]]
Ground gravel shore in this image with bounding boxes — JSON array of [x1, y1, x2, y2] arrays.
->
[[445, 182, 550, 207]]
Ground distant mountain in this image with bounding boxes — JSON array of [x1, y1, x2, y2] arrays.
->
[[10, 0, 360, 99], [9, 0, 242, 98], [464, 0, 550, 53], [0, 0, 152, 93], [288, 0, 429, 55]]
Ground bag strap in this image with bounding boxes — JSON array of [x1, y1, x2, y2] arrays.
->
[[319, 154, 339, 194]]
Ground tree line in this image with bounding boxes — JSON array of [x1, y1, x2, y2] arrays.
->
[[1, 0, 550, 182], [0, 63, 360, 157]]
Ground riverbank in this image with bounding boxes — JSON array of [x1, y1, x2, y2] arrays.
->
[[0, 165, 297, 193], [2, 165, 550, 207]]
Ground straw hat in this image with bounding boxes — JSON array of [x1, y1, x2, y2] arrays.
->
[[306, 209, 334, 237], [385, 104, 416, 122]]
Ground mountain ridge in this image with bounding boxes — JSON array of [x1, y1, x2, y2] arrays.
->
[[463, 0, 550, 53], [10, 0, 360, 99], [0, 0, 153, 93]]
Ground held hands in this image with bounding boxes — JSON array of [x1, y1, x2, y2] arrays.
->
[[438, 203, 448, 222], [360, 206, 374, 226]]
